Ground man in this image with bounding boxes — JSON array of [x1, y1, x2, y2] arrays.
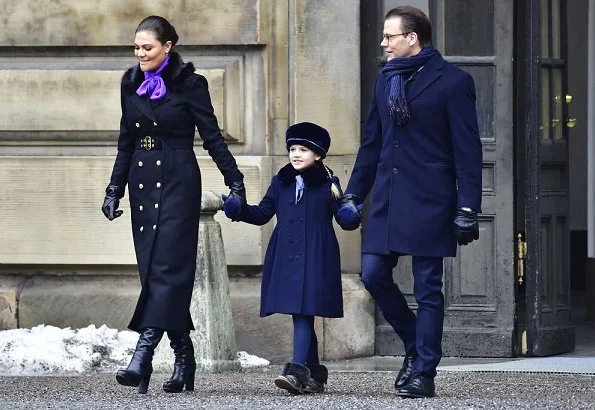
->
[[341, 6, 482, 398]]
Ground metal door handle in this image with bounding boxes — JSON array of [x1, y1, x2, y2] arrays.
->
[[555, 94, 573, 104]]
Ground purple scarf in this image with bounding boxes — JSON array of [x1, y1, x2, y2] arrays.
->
[[382, 47, 437, 126], [136, 55, 170, 100]]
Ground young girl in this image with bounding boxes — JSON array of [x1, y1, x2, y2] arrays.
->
[[222, 122, 360, 394]]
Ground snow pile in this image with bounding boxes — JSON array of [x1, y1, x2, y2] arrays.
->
[[237, 351, 270, 368], [0, 325, 137, 375], [0, 324, 269, 375]]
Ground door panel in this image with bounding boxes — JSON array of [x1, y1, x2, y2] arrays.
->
[[518, 0, 574, 356], [373, 0, 515, 357]]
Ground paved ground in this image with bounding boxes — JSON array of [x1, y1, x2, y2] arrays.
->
[[1, 366, 594, 409], [329, 355, 595, 374]]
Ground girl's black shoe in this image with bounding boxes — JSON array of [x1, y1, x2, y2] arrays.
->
[[274, 363, 311, 395], [303, 364, 328, 393]]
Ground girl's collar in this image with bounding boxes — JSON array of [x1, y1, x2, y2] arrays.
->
[[277, 163, 332, 186]]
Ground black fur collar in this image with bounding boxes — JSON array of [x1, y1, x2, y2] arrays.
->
[[121, 52, 197, 94], [277, 163, 332, 187]]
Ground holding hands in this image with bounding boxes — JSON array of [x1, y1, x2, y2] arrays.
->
[[221, 193, 242, 220], [221, 180, 246, 221], [336, 194, 363, 231]]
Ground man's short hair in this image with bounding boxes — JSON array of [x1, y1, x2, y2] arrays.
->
[[385, 6, 432, 48]]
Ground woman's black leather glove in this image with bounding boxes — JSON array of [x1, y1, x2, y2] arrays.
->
[[225, 180, 246, 221], [228, 180, 246, 205], [454, 207, 479, 245], [101, 185, 124, 221]]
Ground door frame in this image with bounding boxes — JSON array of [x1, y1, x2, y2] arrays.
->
[[521, 0, 543, 357]]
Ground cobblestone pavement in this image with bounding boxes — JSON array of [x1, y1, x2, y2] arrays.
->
[[1, 366, 594, 409]]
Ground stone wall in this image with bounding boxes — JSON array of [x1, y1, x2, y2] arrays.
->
[[0, 1, 370, 362]]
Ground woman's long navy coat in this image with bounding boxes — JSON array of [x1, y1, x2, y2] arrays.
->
[[346, 51, 483, 257], [240, 164, 344, 318], [108, 53, 243, 332]]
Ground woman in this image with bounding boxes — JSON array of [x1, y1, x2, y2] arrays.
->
[[101, 15, 246, 394]]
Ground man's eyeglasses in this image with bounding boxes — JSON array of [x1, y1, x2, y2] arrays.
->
[[382, 32, 411, 42]]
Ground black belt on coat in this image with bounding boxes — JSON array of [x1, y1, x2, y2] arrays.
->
[[135, 136, 195, 174], [135, 136, 194, 151]]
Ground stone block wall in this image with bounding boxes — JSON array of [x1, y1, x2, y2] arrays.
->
[[0, 0, 368, 362]]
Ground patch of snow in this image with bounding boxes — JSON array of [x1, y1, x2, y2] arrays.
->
[[0, 325, 269, 375], [0, 324, 137, 375], [237, 351, 270, 368]]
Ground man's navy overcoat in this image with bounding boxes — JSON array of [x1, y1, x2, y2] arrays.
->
[[108, 52, 243, 332], [346, 51, 483, 257], [240, 164, 344, 318]]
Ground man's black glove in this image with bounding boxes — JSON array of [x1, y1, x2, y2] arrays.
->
[[336, 194, 362, 231], [454, 207, 479, 246], [102, 185, 124, 221]]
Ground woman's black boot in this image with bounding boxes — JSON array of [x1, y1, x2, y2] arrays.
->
[[303, 364, 328, 393], [116, 327, 164, 394], [162, 331, 197, 393], [274, 363, 311, 395]]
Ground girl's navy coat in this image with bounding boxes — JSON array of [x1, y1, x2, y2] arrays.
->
[[240, 164, 344, 318], [108, 52, 243, 332]]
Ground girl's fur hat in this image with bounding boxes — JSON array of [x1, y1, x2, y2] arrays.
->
[[286, 122, 331, 159]]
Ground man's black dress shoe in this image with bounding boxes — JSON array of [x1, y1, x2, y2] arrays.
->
[[397, 374, 435, 398], [394, 351, 417, 389]]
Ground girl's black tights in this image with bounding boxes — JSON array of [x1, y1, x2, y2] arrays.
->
[[292, 314, 319, 364]]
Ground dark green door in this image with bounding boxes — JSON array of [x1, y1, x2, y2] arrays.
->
[[515, 0, 574, 356]]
